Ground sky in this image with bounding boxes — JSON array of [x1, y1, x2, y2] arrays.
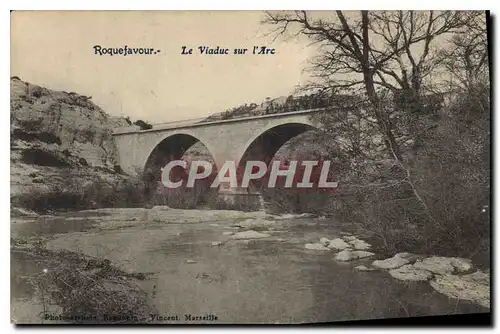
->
[[11, 11, 315, 123]]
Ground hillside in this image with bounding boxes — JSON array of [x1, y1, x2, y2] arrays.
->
[[10, 77, 131, 199], [199, 93, 346, 123]]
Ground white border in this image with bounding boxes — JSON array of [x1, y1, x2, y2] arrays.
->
[[3, 1, 496, 334], [2, 0, 497, 10]]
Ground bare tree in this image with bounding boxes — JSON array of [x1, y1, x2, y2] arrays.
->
[[438, 12, 489, 109], [264, 10, 481, 162]]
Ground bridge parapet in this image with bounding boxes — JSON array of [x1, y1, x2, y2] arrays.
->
[[112, 108, 328, 135], [113, 125, 141, 134]]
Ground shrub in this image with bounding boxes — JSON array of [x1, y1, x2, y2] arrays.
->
[[20, 148, 70, 167], [11, 175, 148, 213], [149, 180, 261, 212], [262, 187, 335, 215], [78, 158, 88, 166], [11, 129, 62, 145], [133, 120, 153, 130], [17, 247, 154, 324], [331, 87, 490, 261], [113, 165, 124, 174], [211, 194, 262, 212]]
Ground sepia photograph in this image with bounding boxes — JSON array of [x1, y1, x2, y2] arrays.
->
[[9, 9, 491, 325]]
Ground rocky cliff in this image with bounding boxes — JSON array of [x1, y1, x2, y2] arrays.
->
[[10, 77, 130, 197]]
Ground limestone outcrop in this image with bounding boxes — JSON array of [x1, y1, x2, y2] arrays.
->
[[10, 77, 131, 203]]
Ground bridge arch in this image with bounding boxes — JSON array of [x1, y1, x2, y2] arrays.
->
[[143, 132, 217, 177], [235, 121, 318, 190], [112, 110, 328, 184]]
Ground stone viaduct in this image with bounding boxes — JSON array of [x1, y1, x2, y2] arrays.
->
[[112, 109, 325, 194]]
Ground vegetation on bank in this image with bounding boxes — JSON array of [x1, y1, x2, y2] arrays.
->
[[12, 243, 154, 324], [259, 11, 490, 262], [10, 168, 262, 213]]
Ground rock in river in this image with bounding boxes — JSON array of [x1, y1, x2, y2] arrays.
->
[[372, 256, 409, 270], [348, 238, 372, 250], [305, 243, 330, 251], [319, 237, 331, 247], [342, 235, 358, 242], [449, 257, 474, 273], [334, 250, 375, 261], [393, 252, 423, 263], [238, 218, 275, 229], [327, 238, 351, 250], [413, 256, 473, 275], [389, 264, 433, 281], [232, 230, 270, 240], [430, 271, 490, 308]]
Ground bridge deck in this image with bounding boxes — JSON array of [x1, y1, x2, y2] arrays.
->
[[112, 107, 329, 135]]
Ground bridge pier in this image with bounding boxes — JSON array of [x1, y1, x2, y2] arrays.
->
[[218, 185, 266, 211]]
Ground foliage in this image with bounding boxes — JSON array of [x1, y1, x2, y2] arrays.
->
[[262, 11, 490, 261], [133, 119, 153, 130], [265, 10, 486, 159]]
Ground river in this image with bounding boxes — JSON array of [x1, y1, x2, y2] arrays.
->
[[10, 207, 488, 324]]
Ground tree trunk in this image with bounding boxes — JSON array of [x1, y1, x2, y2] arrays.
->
[[360, 11, 403, 162]]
